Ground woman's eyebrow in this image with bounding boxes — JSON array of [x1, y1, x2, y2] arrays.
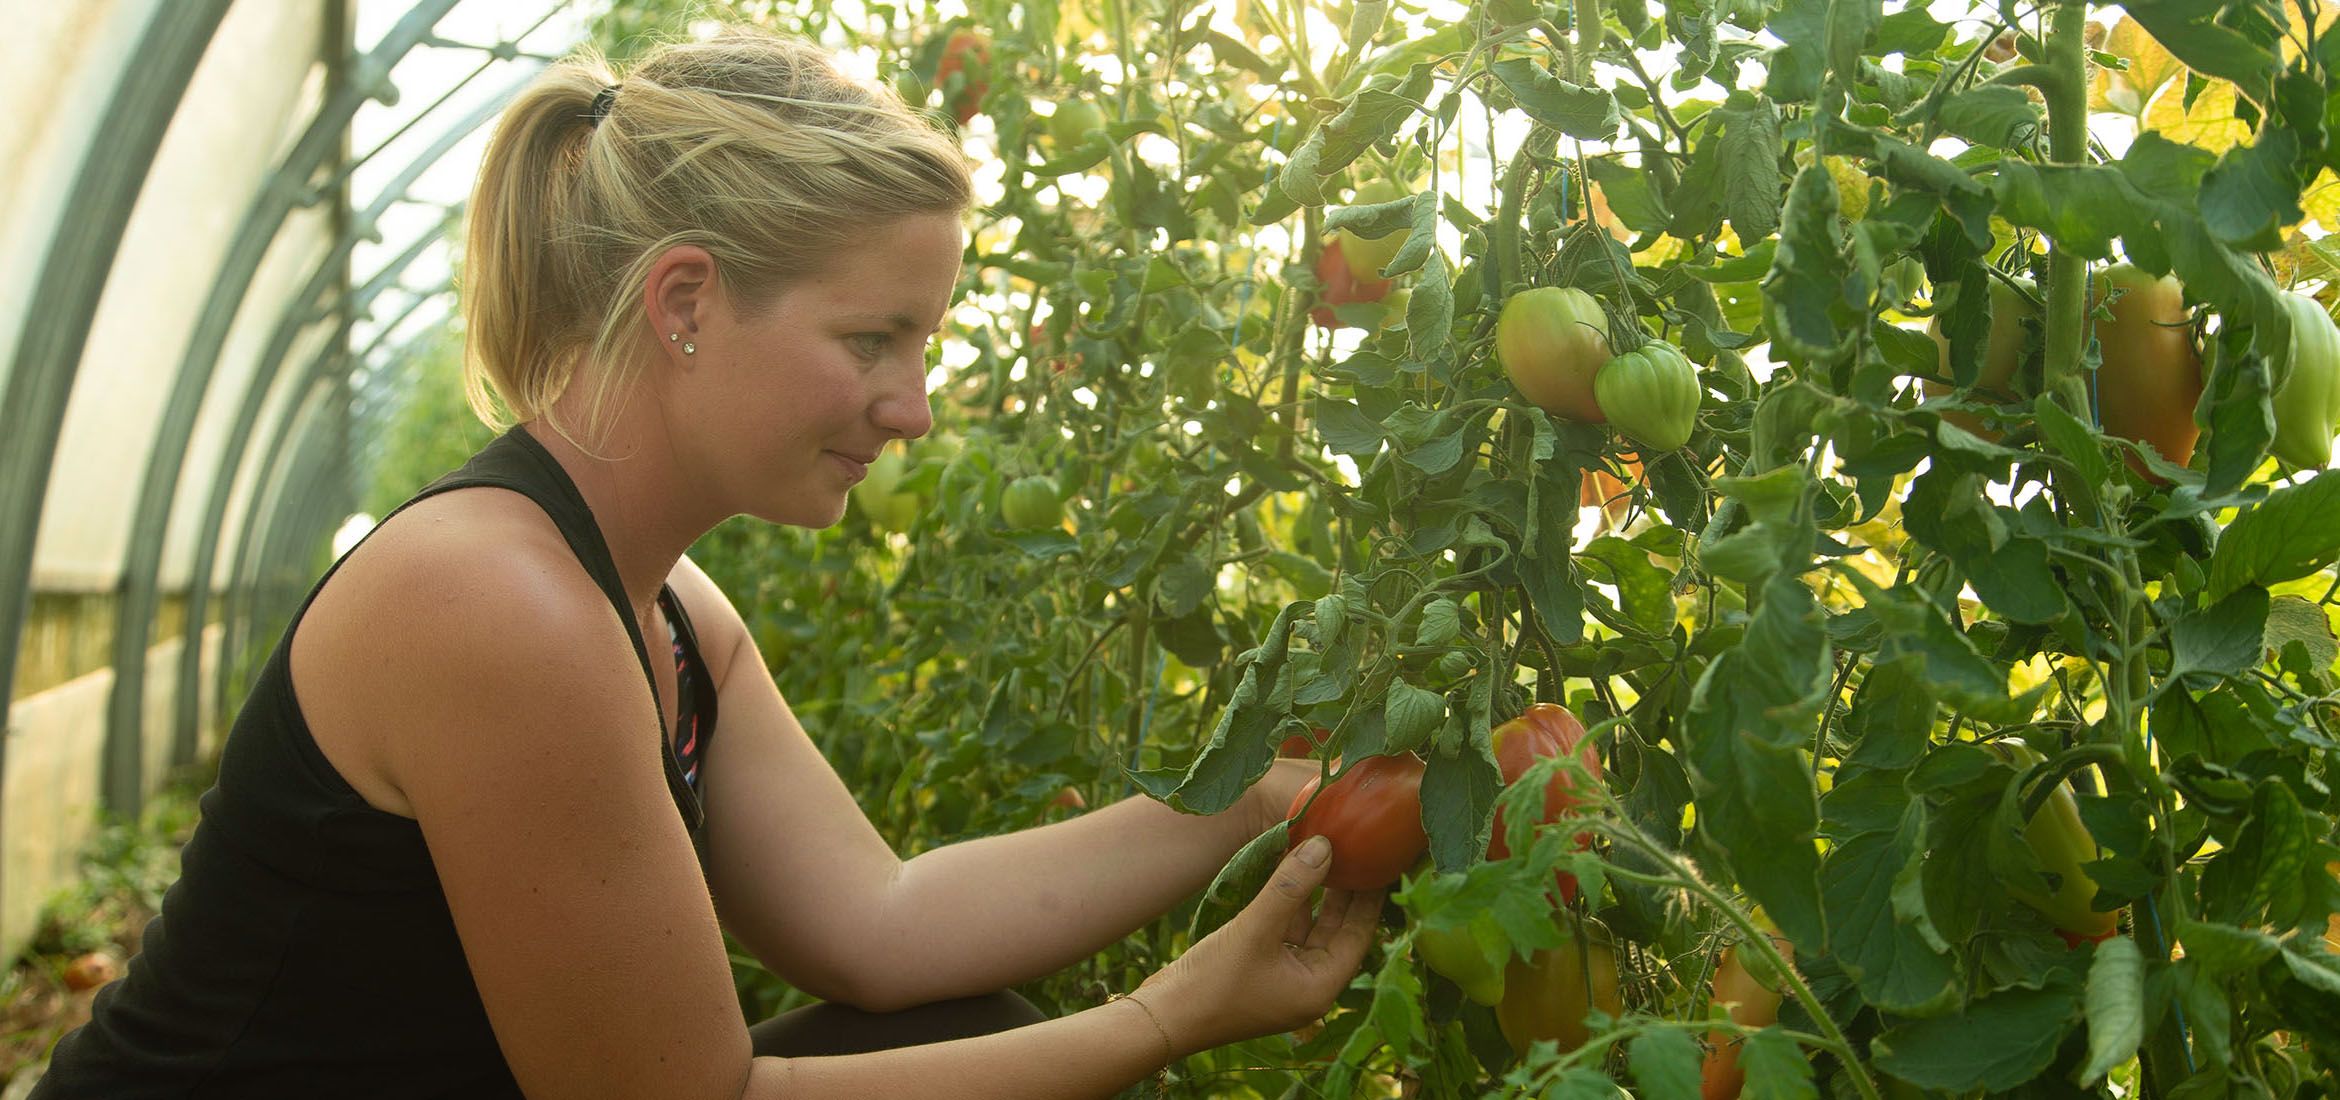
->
[[838, 311, 935, 333]]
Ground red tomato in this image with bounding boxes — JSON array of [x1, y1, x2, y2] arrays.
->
[[1309, 240, 1392, 329], [1286, 754, 1428, 892], [1487, 703, 1604, 903], [936, 30, 991, 125]]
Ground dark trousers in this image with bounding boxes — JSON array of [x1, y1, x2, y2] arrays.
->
[[747, 991, 1049, 1057]]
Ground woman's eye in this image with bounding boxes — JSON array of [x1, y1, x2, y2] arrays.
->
[[850, 333, 888, 358]]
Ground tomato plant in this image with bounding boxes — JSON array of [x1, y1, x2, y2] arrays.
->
[[578, 1, 2340, 1095], [1285, 754, 1427, 893]]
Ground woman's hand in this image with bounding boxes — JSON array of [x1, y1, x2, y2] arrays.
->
[[1131, 836, 1381, 1056]]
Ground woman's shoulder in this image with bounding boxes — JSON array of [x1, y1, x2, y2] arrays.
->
[[319, 487, 609, 633], [290, 486, 638, 817]]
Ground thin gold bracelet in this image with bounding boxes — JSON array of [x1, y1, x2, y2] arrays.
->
[[1109, 991, 1176, 1070]]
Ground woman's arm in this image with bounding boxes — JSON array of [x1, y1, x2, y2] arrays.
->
[[679, 559, 1318, 1010], [329, 522, 1371, 1100], [737, 836, 1378, 1100]]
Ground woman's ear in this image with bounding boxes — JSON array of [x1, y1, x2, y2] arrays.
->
[[643, 245, 718, 361]]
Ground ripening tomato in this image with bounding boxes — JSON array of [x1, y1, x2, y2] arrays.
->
[[1310, 240, 1393, 328], [1498, 287, 1613, 423], [1698, 936, 1795, 1100], [936, 30, 991, 125], [1487, 703, 1605, 904], [1340, 179, 1414, 282], [1925, 276, 2037, 440], [1286, 753, 1428, 892], [1593, 340, 1701, 451], [1496, 919, 1623, 1055], [2093, 264, 2202, 476]]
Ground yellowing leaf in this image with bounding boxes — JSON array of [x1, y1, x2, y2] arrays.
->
[[2090, 16, 2185, 116], [2142, 78, 2250, 155], [2300, 169, 2340, 233]]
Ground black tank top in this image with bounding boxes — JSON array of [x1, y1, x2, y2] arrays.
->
[[33, 427, 716, 1099]]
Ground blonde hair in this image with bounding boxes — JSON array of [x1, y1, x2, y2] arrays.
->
[[461, 26, 974, 447]]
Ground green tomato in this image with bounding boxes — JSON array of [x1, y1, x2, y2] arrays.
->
[[1416, 920, 1507, 1007], [1592, 340, 1701, 452], [2270, 289, 2340, 470], [1001, 475, 1063, 530], [1340, 179, 1414, 282], [852, 452, 922, 530], [1049, 96, 1105, 147]]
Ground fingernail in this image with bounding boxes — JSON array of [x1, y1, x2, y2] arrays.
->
[[1296, 836, 1330, 866]]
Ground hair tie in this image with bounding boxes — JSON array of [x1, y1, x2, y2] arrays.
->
[[587, 84, 620, 124]]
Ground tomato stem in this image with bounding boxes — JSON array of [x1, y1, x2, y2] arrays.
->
[[2037, 3, 2095, 424]]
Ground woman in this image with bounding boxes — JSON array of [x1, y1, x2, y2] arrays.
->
[[34, 26, 1377, 1100]]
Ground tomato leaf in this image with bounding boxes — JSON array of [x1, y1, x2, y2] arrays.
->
[[2199, 780, 2313, 929], [1627, 1028, 1703, 1100], [1762, 162, 1854, 364], [2262, 594, 2338, 671], [2201, 338, 2276, 497], [1739, 1027, 1820, 1100], [1843, 659, 1937, 769], [1820, 827, 1958, 1014], [1368, 940, 1428, 1058], [2167, 585, 2270, 685], [1200, 820, 1289, 911], [1408, 248, 1455, 365], [1683, 570, 1831, 951], [2173, 919, 2280, 974], [2206, 469, 2340, 600], [1870, 979, 2082, 1091], [1165, 604, 1302, 813], [1717, 95, 1785, 242], [2079, 937, 2145, 1085], [1384, 681, 1446, 754], [2032, 393, 2114, 488], [1939, 86, 2042, 149], [1488, 58, 1621, 140], [1420, 719, 1500, 873], [2119, 0, 2279, 104]]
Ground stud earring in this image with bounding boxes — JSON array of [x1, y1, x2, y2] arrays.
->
[[668, 332, 680, 342], [683, 342, 696, 355]]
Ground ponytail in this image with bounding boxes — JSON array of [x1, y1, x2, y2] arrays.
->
[[459, 30, 973, 450]]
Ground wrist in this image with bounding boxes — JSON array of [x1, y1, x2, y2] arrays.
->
[[1123, 982, 1210, 1060]]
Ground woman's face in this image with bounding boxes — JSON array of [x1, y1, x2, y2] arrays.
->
[[664, 212, 963, 528]]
